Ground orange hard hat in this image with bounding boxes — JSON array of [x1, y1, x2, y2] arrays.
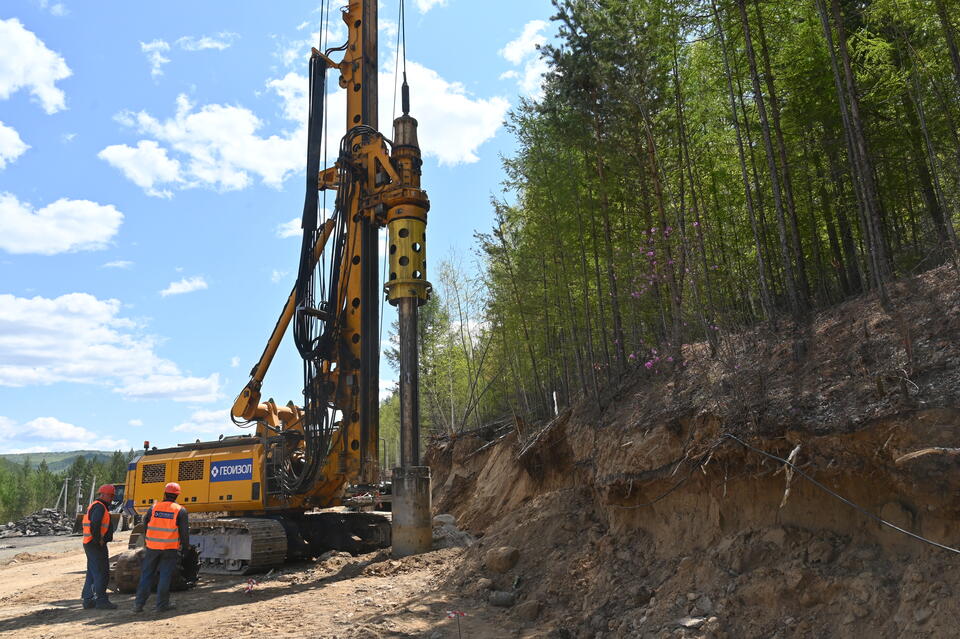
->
[[98, 484, 116, 497], [164, 482, 181, 495]]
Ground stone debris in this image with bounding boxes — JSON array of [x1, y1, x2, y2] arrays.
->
[[514, 599, 540, 621], [432, 514, 456, 526], [432, 513, 475, 549], [0, 509, 75, 537], [676, 616, 707, 629], [489, 590, 516, 607], [483, 546, 520, 573]]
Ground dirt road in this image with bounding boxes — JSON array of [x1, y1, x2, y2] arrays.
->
[[0, 534, 533, 639], [0, 534, 81, 563]]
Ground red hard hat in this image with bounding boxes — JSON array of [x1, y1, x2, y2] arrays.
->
[[164, 482, 181, 495], [98, 484, 116, 497]]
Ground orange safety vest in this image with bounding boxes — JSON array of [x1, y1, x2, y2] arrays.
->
[[145, 501, 184, 550], [81, 501, 109, 544]]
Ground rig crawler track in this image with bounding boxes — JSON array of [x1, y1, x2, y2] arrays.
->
[[190, 517, 287, 575]]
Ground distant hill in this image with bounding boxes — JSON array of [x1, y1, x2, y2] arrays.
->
[[0, 451, 117, 473]]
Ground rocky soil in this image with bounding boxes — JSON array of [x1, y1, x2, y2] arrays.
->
[[0, 509, 74, 538], [427, 264, 960, 638]]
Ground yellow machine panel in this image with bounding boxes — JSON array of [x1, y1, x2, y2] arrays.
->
[[124, 438, 265, 516]]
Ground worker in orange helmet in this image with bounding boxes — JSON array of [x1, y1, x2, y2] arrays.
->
[[81, 484, 118, 610], [133, 482, 189, 613]]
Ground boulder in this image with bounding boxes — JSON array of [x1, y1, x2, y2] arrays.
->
[[433, 514, 457, 526], [490, 590, 516, 607], [484, 546, 520, 573], [515, 599, 541, 621]]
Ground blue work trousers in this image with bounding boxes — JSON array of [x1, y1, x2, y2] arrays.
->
[[134, 548, 179, 610], [81, 541, 110, 603]]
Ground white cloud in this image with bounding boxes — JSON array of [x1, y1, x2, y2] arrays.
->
[[62, 132, 76, 142], [277, 24, 347, 69], [266, 71, 307, 122], [500, 20, 547, 65], [0, 121, 28, 169], [98, 139, 181, 198], [102, 260, 133, 269], [499, 20, 550, 99], [160, 276, 208, 297], [270, 269, 289, 283], [173, 408, 241, 435], [0, 192, 123, 255], [0, 416, 128, 453], [0, 417, 13, 438], [379, 378, 397, 401], [106, 55, 505, 196], [0, 18, 72, 114], [110, 93, 302, 192], [398, 61, 509, 165], [380, 20, 398, 40], [416, 0, 448, 13], [37, 0, 68, 17], [23, 416, 95, 441], [276, 217, 301, 239], [117, 373, 220, 402], [311, 60, 508, 165], [129, 418, 143, 426], [176, 33, 238, 51], [141, 34, 237, 79], [141, 39, 171, 78], [230, 356, 240, 368], [0, 292, 221, 402]]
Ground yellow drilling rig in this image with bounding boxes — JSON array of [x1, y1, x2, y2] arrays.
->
[[121, 0, 432, 574]]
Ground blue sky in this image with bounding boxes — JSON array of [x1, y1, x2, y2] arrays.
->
[[0, 0, 555, 453]]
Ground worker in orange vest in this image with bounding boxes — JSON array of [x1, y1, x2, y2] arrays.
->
[[81, 484, 118, 610], [133, 482, 189, 613]]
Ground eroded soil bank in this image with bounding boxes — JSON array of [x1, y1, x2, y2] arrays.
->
[[428, 265, 960, 638]]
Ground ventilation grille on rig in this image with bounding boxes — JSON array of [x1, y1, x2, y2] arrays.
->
[[141, 463, 166, 484], [177, 459, 204, 482]]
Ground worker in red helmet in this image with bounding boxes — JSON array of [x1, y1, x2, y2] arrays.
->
[[81, 484, 118, 610], [133, 482, 189, 613]]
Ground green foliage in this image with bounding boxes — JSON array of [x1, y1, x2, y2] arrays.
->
[[0, 449, 135, 522], [457, 0, 960, 422]]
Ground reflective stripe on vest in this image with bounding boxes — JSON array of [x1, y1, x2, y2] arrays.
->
[[144, 501, 183, 550], [81, 501, 109, 544]]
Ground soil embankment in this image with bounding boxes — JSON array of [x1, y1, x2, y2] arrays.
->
[[429, 265, 960, 638]]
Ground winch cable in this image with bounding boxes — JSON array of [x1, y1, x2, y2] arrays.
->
[[722, 433, 960, 555], [606, 432, 960, 555]]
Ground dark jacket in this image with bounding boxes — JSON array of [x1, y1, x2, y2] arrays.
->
[[142, 501, 189, 549], [85, 499, 115, 545]]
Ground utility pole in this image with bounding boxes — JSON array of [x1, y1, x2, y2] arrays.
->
[[74, 478, 83, 517], [53, 480, 65, 511]]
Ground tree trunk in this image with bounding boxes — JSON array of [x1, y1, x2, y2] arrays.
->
[[901, 91, 950, 255], [828, 0, 893, 294], [736, 0, 802, 315], [592, 110, 627, 371], [713, 0, 775, 322], [753, 0, 810, 304], [934, 0, 960, 94]]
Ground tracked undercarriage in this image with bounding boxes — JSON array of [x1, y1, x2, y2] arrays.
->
[[128, 510, 391, 575]]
